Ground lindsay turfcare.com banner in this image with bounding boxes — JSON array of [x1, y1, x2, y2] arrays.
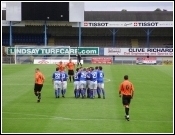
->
[[104, 48, 173, 56], [7, 47, 99, 55]]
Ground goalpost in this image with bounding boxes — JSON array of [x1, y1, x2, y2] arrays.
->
[[13, 45, 71, 64]]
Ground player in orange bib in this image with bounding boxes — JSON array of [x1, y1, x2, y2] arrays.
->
[[34, 68, 45, 103], [119, 75, 134, 121], [66, 59, 75, 82], [56, 61, 66, 72]]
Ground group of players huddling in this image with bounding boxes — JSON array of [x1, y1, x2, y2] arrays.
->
[[35, 58, 134, 121], [52, 60, 105, 99], [74, 66, 105, 99]]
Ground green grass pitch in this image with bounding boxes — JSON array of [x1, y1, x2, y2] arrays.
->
[[2, 64, 173, 133]]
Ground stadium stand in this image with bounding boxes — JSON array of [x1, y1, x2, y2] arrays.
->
[[2, 11, 173, 47]]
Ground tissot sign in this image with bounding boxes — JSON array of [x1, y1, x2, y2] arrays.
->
[[84, 22, 108, 27], [133, 22, 158, 27], [74, 21, 173, 28]]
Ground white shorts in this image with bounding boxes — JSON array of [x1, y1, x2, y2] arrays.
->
[[74, 81, 80, 90], [54, 80, 62, 90], [90, 81, 97, 90], [86, 80, 91, 89], [61, 81, 67, 90], [79, 81, 87, 89], [98, 83, 104, 89]]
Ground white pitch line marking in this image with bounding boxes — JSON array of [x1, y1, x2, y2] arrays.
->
[[104, 78, 111, 82], [2, 112, 172, 123]]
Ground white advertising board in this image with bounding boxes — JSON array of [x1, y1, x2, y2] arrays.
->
[[72, 21, 173, 28], [34, 59, 83, 64], [104, 48, 173, 56]]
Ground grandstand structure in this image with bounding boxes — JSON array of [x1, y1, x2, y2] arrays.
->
[[2, 10, 173, 48], [2, 2, 173, 64]]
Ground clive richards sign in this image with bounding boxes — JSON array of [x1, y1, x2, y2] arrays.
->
[[104, 48, 173, 56]]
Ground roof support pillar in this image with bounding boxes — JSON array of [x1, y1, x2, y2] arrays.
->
[[143, 28, 153, 48], [9, 21, 12, 46], [109, 29, 118, 47], [44, 20, 47, 46], [78, 22, 82, 47]]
